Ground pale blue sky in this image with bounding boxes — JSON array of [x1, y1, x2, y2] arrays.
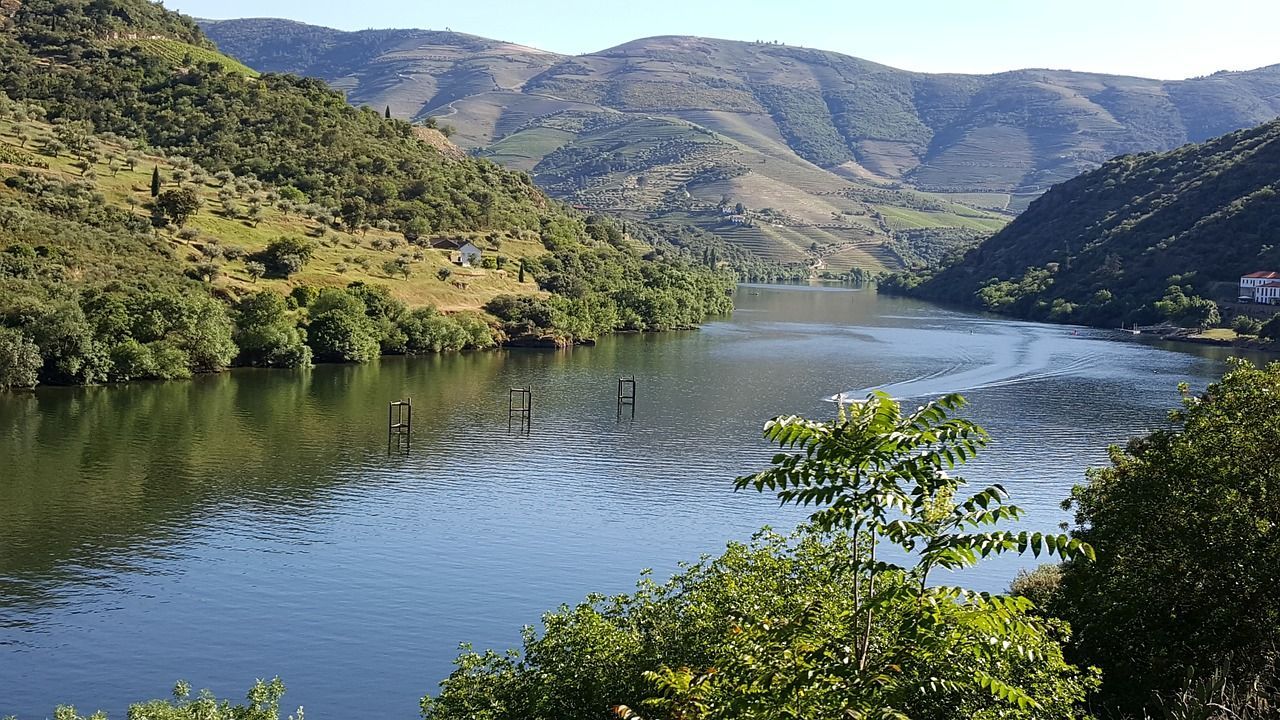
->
[[168, 0, 1280, 79]]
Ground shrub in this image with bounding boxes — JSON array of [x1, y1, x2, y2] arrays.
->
[[305, 289, 380, 363], [0, 326, 41, 388], [234, 292, 312, 368], [1053, 360, 1280, 716]]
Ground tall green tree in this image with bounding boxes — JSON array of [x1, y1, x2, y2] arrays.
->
[[150, 165, 162, 197], [154, 188, 202, 227], [385, 105, 392, 119], [666, 392, 1096, 719], [1051, 359, 1280, 716]]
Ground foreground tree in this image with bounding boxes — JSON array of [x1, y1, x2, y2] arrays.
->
[[1050, 359, 1280, 717], [422, 393, 1095, 720]]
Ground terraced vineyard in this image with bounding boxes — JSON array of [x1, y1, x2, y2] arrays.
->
[[203, 20, 1280, 272], [127, 38, 260, 76]]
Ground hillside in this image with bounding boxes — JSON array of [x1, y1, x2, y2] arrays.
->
[[891, 118, 1280, 327], [0, 0, 739, 388], [204, 21, 1280, 269]]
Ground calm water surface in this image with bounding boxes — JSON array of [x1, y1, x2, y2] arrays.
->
[[0, 284, 1250, 718]]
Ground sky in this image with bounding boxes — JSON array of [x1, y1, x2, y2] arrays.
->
[[165, 0, 1280, 80]]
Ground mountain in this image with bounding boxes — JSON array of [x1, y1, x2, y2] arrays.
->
[[886, 118, 1280, 327], [203, 20, 1280, 269]]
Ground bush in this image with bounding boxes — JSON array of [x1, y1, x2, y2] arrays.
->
[[305, 289, 380, 363], [0, 326, 41, 388], [234, 292, 312, 368], [49, 678, 296, 720], [424, 394, 1097, 720], [1232, 314, 1264, 335], [288, 285, 320, 309], [1053, 360, 1280, 716]]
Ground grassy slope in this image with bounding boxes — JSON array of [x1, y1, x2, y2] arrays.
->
[[0, 119, 546, 311]]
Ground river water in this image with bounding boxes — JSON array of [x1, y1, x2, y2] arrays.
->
[[0, 284, 1249, 718]]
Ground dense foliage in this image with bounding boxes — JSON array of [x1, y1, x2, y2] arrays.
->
[[1046, 360, 1280, 717], [423, 393, 1096, 720], [484, 216, 734, 343], [892, 119, 1280, 327]]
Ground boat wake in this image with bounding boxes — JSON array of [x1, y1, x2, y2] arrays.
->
[[829, 326, 1102, 403]]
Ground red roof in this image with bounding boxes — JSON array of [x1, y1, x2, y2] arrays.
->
[[1243, 271, 1280, 279]]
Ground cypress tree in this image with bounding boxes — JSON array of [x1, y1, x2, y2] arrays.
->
[[150, 165, 161, 197], [385, 105, 391, 120], [518, 259, 526, 284]]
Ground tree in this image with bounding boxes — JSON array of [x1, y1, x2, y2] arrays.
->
[[305, 289, 380, 363], [0, 327, 41, 389], [339, 197, 367, 232], [688, 393, 1095, 719], [385, 105, 392, 119], [234, 292, 312, 368], [518, 259, 526, 283], [382, 257, 411, 279], [1051, 360, 1280, 717], [402, 217, 431, 245], [244, 261, 266, 283], [150, 165, 162, 197], [1260, 312, 1280, 341], [256, 236, 314, 278], [154, 188, 202, 227]]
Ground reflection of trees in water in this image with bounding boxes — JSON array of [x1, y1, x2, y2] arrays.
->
[[0, 352, 508, 612]]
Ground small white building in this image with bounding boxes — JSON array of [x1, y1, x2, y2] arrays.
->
[[457, 241, 482, 267], [1240, 271, 1280, 302]]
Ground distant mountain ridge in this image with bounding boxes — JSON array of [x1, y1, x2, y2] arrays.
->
[[202, 19, 1280, 269]]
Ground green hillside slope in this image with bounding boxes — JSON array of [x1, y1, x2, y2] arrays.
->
[[893, 118, 1280, 327], [0, 0, 743, 388]]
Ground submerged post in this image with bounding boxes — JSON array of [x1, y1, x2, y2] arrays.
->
[[508, 387, 532, 434], [617, 376, 636, 421], [388, 398, 412, 452]]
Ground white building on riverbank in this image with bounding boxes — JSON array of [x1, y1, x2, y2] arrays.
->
[[1239, 271, 1280, 303]]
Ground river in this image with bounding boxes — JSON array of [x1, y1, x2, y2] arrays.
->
[[0, 283, 1250, 718]]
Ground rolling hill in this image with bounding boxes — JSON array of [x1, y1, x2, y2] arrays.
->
[[890, 117, 1280, 327], [0, 0, 744, 388], [203, 20, 1280, 270]]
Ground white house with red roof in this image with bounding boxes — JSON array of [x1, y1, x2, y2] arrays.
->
[[1240, 271, 1280, 303]]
